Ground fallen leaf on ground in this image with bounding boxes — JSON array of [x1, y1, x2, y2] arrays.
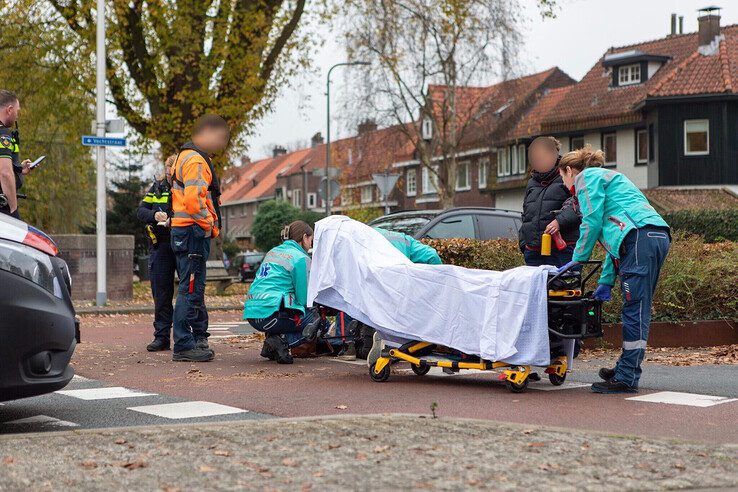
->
[[282, 458, 298, 466], [80, 460, 98, 469], [335, 405, 348, 410], [114, 438, 126, 445], [2, 456, 14, 465], [122, 461, 147, 470], [213, 450, 230, 457], [199, 465, 216, 473]]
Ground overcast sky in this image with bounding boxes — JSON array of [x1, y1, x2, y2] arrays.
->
[[246, 0, 738, 160]]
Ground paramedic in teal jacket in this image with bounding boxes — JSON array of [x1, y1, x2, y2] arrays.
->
[[375, 227, 442, 264], [244, 221, 323, 364], [558, 145, 670, 394]]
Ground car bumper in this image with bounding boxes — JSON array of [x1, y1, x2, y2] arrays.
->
[[0, 270, 76, 402]]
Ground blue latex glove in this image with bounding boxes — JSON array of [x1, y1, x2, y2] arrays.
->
[[593, 284, 612, 301], [557, 260, 579, 274]]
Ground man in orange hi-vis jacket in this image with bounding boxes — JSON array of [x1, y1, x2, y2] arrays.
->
[[170, 115, 230, 362]]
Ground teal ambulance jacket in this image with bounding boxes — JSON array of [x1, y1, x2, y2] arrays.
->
[[243, 240, 310, 319], [571, 167, 669, 286], [375, 227, 442, 265]]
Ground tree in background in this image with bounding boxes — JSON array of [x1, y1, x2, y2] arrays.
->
[[45, 0, 324, 168], [0, 1, 95, 233], [340, 0, 556, 208], [252, 200, 323, 252], [106, 161, 147, 259]]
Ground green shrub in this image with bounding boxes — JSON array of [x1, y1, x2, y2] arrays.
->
[[663, 209, 738, 242], [423, 234, 738, 323], [252, 200, 325, 251], [344, 207, 384, 224]]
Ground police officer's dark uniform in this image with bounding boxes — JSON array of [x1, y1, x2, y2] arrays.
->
[[0, 122, 22, 219], [137, 178, 177, 351]]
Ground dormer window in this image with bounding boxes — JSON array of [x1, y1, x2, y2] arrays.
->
[[618, 64, 641, 85]]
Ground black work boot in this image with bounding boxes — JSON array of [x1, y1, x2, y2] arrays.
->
[[260, 339, 276, 360], [172, 347, 215, 362], [265, 335, 293, 364], [591, 379, 638, 394], [196, 337, 209, 350], [598, 367, 616, 381], [147, 338, 170, 352], [301, 318, 322, 341]]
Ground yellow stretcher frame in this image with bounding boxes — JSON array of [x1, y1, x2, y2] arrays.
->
[[370, 341, 569, 393]]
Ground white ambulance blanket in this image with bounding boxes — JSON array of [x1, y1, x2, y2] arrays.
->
[[307, 216, 552, 366]]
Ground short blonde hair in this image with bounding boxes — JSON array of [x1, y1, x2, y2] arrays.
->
[[559, 144, 604, 172]]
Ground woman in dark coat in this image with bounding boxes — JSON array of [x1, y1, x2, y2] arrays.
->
[[518, 136, 581, 267]]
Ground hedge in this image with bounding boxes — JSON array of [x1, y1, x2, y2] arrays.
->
[[423, 233, 738, 323], [663, 209, 738, 242]]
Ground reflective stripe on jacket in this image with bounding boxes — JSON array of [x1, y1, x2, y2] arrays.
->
[[375, 227, 442, 264], [171, 149, 219, 237], [243, 240, 311, 319], [572, 167, 669, 286]]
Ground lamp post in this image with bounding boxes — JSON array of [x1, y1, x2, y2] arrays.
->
[[95, 0, 107, 306], [325, 60, 370, 215]]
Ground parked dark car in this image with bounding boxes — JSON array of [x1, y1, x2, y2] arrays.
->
[[234, 252, 265, 282], [0, 214, 77, 402], [368, 207, 522, 240]]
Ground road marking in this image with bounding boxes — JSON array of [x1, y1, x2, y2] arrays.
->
[[6, 415, 79, 428], [128, 401, 247, 420], [332, 358, 366, 366], [627, 391, 738, 408], [72, 374, 91, 381], [56, 387, 157, 400]]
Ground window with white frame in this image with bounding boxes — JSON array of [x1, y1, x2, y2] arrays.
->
[[421, 117, 433, 140], [347, 148, 353, 166], [422, 166, 438, 194], [456, 161, 470, 191], [496, 147, 509, 177], [478, 158, 488, 188], [307, 193, 317, 208], [618, 64, 641, 85], [517, 144, 527, 174], [684, 119, 709, 155], [603, 132, 617, 166], [360, 185, 373, 204], [292, 189, 302, 208], [406, 169, 417, 196], [636, 128, 648, 164], [509, 145, 518, 176]]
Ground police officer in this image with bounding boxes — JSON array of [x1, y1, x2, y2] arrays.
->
[[0, 90, 34, 220], [137, 156, 178, 351]]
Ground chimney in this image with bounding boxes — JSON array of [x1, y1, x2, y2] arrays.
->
[[272, 145, 287, 158], [698, 6, 721, 48], [670, 13, 677, 35], [679, 15, 684, 34], [358, 119, 378, 135], [311, 132, 324, 147], [240, 155, 251, 167]]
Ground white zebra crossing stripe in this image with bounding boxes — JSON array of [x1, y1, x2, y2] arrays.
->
[[128, 401, 247, 419], [626, 391, 738, 408], [56, 387, 157, 400], [6, 415, 79, 428]]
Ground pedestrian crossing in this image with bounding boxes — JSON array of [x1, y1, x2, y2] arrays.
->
[[208, 322, 250, 339], [0, 375, 268, 434]]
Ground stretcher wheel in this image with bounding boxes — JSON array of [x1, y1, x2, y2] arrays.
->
[[505, 379, 528, 393], [548, 372, 566, 386], [369, 362, 390, 382], [411, 363, 430, 376]]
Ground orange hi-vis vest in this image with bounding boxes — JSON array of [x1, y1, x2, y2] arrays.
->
[[171, 147, 220, 238]]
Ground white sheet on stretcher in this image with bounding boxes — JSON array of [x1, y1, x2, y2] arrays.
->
[[307, 216, 553, 366]]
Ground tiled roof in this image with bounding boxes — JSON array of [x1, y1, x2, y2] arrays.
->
[[542, 25, 738, 133], [428, 67, 575, 150], [502, 85, 573, 142], [644, 188, 738, 212]]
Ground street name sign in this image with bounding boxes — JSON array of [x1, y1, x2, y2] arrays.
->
[[81, 136, 127, 147]]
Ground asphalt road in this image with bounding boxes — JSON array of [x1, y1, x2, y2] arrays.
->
[[1, 312, 736, 445]]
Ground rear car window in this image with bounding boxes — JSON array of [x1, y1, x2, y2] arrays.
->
[[425, 214, 476, 239], [477, 214, 520, 240], [372, 217, 432, 236]]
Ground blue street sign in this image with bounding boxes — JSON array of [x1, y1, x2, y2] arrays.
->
[[81, 136, 127, 147]]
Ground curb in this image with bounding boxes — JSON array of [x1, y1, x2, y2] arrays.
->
[[75, 304, 243, 315]]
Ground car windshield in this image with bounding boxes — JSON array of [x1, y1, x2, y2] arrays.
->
[[372, 216, 432, 236]]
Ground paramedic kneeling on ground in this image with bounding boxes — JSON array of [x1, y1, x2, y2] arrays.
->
[[244, 221, 323, 364], [558, 145, 670, 394]]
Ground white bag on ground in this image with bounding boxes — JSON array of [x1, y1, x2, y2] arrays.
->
[[307, 216, 552, 366]]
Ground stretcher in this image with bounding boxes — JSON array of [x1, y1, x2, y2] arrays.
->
[[368, 261, 604, 393]]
